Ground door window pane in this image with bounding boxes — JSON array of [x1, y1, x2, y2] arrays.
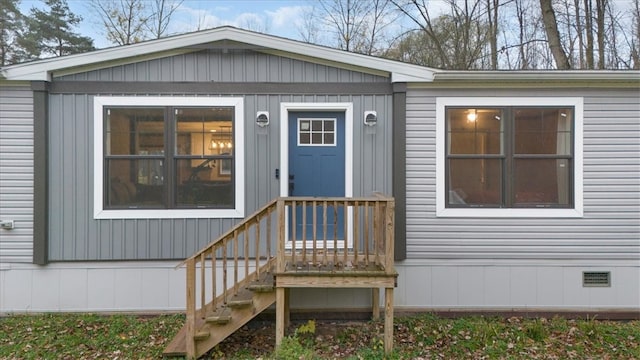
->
[[298, 118, 336, 146]]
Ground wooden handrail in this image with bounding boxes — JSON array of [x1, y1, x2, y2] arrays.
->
[[179, 198, 279, 268]]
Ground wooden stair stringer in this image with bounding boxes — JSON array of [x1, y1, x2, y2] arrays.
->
[[193, 289, 276, 358], [163, 269, 276, 358]]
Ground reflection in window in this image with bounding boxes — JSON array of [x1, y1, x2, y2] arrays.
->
[[104, 106, 235, 209], [446, 107, 573, 208]]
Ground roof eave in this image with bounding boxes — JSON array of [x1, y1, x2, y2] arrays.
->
[[433, 70, 640, 82]]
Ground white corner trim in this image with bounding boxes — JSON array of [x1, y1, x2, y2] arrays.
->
[[435, 97, 584, 218], [93, 96, 245, 219]]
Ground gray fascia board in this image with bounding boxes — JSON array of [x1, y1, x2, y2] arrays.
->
[[432, 70, 640, 84]]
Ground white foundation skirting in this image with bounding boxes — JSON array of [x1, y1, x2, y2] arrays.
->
[[1, 261, 638, 313]]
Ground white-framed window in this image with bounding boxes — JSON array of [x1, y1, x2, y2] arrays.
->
[[93, 96, 245, 219], [436, 97, 583, 218]]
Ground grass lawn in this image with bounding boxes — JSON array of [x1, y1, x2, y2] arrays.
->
[[0, 313, 638, 359]]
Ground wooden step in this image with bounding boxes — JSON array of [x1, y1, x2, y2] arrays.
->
[[205, 309, 232, 325], [248, 283, 274, 292], [227, 298, 253, 308], [194, 331, 210, 341], [206, 314, 232, 324]]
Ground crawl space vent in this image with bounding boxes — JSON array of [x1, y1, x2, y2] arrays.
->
[[583, 271, 610, 287]]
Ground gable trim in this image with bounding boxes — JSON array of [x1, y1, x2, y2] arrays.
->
[[1, 27, 437, 82]]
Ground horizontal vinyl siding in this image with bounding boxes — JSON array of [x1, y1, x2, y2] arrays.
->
[[48, 93, 392, 261], [53, 49, 389, 83], [0, 86, 34, 263], [405, 88, 640, 262]]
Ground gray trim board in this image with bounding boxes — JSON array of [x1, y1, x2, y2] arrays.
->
[[393, 83, 407, 261], [31, 81, 49, 265], [48, 82, 393, 95]]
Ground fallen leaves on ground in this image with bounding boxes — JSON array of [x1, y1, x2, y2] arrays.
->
[[0, 313, 638, 359]]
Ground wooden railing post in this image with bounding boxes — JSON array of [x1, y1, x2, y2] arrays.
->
[[385, 198, 395, 273], [275, 198, 286, 348], [276, 199, 286, 274], [185, 258, 196, 359]]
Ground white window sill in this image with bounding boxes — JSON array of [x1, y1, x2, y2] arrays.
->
[[94, 208, 244, 220], [436, 207, 583, 218]]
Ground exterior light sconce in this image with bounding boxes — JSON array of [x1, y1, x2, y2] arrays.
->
[[364, 111, 377, 126], [256, 111, 269, 127]]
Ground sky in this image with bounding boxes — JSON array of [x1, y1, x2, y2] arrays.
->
[[19, 0, 312, 49]]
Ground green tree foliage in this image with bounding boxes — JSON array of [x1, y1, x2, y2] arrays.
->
[[16, 0, 94, 60], [0, 0, 23, 65]]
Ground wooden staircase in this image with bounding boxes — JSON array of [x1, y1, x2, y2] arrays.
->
[[164, 195, 396, 359], [163, 269, 276, 358]]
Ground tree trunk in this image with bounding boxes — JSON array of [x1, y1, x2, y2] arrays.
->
[[595, 0, 606, 68], [574, 0, 585, 67], [539, 0, 571, 69], [584, 0, 594, 68], [486, 0, 498, 69]]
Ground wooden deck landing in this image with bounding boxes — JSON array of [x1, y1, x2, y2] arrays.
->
[[278, 261, 397, 288]]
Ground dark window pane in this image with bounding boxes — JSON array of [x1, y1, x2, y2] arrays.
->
[[448, 159, 502, 206], [514, 108, 572, 155], [176, 159, 234, 208], [311, 120, 322, 131], [106, 108, 164, 155], [324, 120, 334, 131], [324, 133, 335, 144], [300, 133, 310, 144], [106, 159, 164, 208], [514, 159, 571, 206], [447, 108, 502, 155], [312, 133, 323, 144]]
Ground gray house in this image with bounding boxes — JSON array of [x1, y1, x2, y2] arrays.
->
[[1, 27, 638, 329]]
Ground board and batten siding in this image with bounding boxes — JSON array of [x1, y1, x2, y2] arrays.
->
[[53, 49, 389, 83], [48, 92, 392, 261], [405, 88, 640, 262], [46, 49, 393, 261], [0, 85, 34, 263]]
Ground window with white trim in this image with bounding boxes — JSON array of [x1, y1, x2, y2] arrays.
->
[[436, 97, 583, 218], [94, 97, 245, 219]]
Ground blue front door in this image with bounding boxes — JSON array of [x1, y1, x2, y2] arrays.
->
[[288, 111, 345, 240]]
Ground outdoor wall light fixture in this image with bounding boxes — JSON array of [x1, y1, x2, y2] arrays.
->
[[364, 111, 377, 126], [256, 111, 270, 127]]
